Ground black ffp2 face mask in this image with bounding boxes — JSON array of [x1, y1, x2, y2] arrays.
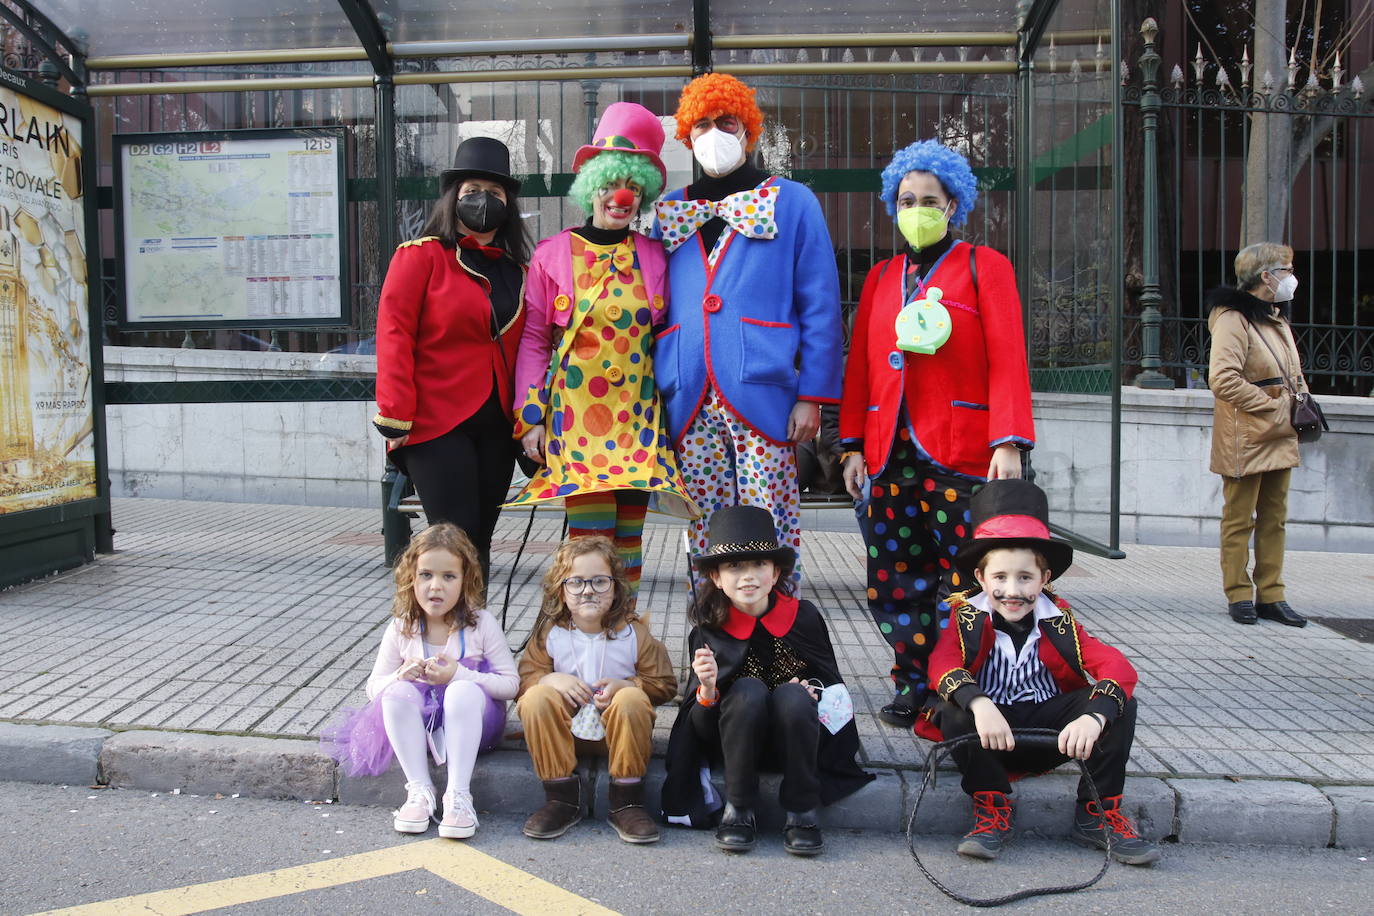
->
[[457, 191, 507, 234]]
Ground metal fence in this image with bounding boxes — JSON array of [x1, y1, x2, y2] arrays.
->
[[84, 54, 1021, 355], [1122, 48, 1374, 396]]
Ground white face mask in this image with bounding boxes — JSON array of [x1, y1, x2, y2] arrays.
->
[[1270, 273, 1298, 302], [692, 128, 744, 177]]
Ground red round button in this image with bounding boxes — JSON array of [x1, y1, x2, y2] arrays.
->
[[703, 293, 723, 313]]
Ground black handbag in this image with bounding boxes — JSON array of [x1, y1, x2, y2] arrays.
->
[[1248, 318, 1329, 443], [1289, 391, 1328, 443]]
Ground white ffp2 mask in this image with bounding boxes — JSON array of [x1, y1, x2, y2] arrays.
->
[[1272, 273, 1298, 302], [692, 128, 744, 177]]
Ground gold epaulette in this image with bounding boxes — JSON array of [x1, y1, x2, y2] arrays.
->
[[397, 236, 439, 249], [945, 591, 980, 630]]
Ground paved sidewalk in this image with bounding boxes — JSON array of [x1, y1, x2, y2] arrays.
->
[[1, 497, 1372, 847]]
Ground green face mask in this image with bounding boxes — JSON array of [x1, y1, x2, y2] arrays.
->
[[896, 203, 951, 251]]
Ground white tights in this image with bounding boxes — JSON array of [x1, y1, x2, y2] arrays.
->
[[380, 679, 486, 795]]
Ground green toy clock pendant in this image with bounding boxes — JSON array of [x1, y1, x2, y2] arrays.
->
[[895, 286, 952, 355]]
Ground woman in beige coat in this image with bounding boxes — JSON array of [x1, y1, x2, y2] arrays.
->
[[1206, 242, 1309, 628]]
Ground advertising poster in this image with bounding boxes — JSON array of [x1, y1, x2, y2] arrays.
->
[[0, 85, 94, 515], [116, 129, 347, 328]]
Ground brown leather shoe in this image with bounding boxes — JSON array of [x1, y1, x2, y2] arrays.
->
[[523, 777, 582, 839], [606, 780, 660, 844]]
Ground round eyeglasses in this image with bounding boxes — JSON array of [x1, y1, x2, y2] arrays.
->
[[562, 575, 614, 594]]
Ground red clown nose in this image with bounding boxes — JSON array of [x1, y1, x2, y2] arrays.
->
[[611, 188, 636, 209]]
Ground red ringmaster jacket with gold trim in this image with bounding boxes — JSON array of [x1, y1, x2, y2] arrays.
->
[[373, 237, 525, 446], [920, 590, 1136, 739], [839, 242, 1034, 478]]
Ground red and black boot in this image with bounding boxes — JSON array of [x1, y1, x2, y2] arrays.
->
[[1071, 794, 1161, 866], [956, 790, 1012, 860]]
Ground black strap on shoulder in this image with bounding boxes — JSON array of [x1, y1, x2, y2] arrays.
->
[[968, 244, 978, 293]]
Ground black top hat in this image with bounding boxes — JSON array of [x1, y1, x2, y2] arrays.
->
[[691, 506, 796, 570], [953, 479, 1074, 582], [439, 137, 521, 195]]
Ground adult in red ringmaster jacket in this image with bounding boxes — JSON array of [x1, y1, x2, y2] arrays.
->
[[373, 137, 530, 580], [838, 139, 1035, 729]]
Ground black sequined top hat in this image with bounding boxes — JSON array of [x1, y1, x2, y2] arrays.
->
[[954, 479, 1074, 581], [691, 506, 795, 569], [439, 137, 521, 195]]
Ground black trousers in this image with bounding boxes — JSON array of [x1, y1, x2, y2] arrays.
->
[[690, 677, 821, 812], [394, 392, 514, 581], [933, 689, 1136, 802]]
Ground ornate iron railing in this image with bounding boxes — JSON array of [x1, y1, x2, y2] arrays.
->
[[1121, 23, 1374, 396]]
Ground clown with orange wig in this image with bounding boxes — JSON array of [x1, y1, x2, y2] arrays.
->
[[652, 74, 844, 582]]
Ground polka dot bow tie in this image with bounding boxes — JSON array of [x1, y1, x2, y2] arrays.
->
[[654, 186, 780, 253], [583, 240, 637, 281]]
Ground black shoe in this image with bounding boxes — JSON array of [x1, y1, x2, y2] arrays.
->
[[878, 699, 918, 728], [1071, 795, 1161, 866], [713, 803, 756, 853], [956, 791, 1012, 860], [1256, 600, 1307, 627], [1227, 600, 1257, 624], [783, 810, 825, 857]]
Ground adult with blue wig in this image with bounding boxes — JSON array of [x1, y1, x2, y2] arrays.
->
[[838, 139, 1035, 729]]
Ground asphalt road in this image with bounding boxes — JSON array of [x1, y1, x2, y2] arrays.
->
[[2, 781, 1367, 915]]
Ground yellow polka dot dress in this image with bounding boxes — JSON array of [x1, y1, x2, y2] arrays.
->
[[508, 235, 698, 518]]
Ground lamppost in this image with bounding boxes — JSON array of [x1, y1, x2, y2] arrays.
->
[[1133, 18, 1174, 389]]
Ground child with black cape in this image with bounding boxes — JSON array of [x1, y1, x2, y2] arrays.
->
[[659, 506, 873, 855]]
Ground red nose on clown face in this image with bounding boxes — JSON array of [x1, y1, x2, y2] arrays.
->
[[611, 188, 636, 209]]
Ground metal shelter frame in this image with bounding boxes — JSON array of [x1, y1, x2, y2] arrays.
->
[[0, 0, 1128, 561]]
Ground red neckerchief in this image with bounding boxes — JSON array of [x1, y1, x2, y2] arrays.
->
[[458, 235, 505, 260], [721, 594, 799, 640]]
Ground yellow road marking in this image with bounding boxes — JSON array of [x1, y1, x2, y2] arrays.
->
[[31, 838, 621, 916], [422, 843, 619, 915]]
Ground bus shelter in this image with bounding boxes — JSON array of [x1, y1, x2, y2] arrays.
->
[[0, 0, 1125, 586]]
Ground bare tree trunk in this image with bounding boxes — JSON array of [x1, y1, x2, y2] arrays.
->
[[1243, 0, 1293, 247]]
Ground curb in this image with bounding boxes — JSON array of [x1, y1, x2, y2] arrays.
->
[[1, 722, 1370, 849]]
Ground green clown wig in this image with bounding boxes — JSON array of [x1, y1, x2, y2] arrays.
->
[[569, 149, 664, 215]]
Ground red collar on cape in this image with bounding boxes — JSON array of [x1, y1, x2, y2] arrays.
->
[[721, 594, 799, 640]]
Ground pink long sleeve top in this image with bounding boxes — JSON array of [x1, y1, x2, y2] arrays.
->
[[365, 609, 519, 701]]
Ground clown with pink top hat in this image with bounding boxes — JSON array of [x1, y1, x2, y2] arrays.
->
[[509, 101, 699, 598]]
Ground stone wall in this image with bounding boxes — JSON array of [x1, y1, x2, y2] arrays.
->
[[1033, 388, 1374, 553], [103, 347, 1374, 551], [104, 347, 382, 509]]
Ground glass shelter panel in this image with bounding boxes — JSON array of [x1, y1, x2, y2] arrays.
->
[[711, 1, 1024, 34], [36, 1, 364, 56], [1026, 0, 1120, 549], [376, 1, 692, 43]]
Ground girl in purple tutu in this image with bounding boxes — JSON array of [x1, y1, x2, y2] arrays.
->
[[322, 523, 516, 838]]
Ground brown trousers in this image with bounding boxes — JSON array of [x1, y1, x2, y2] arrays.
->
[[1219, 468, 1291, 604], [517, 684, 655, 781]]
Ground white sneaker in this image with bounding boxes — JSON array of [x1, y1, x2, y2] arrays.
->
[[393, 781, 436, 834], [439, 789, 478, 839]]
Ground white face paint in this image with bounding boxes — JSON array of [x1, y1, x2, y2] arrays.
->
[[691, 128, 745, 177]]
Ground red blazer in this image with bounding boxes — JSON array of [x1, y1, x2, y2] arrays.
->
[[839, 242, 1034, 477], [373, 237, 525, 446], [928, 591, 1136, 723]]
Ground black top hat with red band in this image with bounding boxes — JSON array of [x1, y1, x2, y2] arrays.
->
[[954, 479, 1074, 581]]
